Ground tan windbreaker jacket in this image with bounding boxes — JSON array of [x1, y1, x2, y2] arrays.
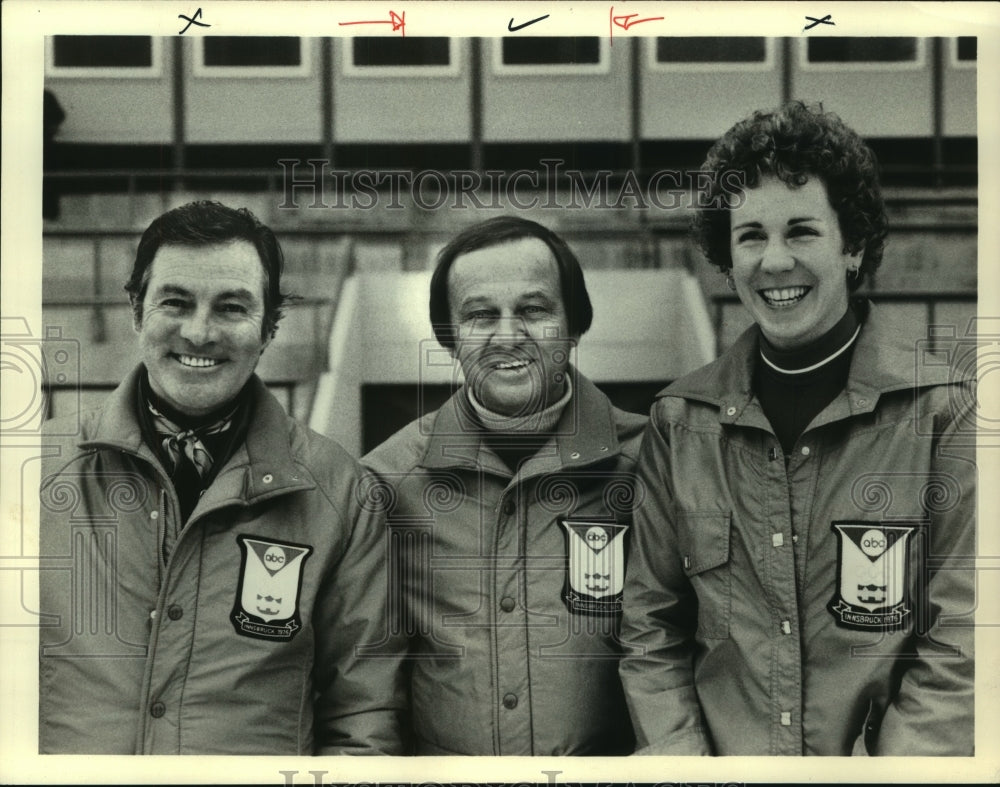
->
[[621, 303, 976, 756], [362, 372, 646, 755], [39, 366, 405, 755]]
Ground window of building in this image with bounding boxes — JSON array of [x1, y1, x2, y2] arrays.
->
[[493, 37, 608, 75], [194, 37, 309, 77], [953, 37, 976, 68], [649, 37, 772, 71], [801, 37, 924, 69], [46, 36, 161, 77], [344, 37, 457, 76]]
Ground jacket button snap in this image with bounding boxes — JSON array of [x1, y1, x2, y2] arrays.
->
[[149, 511, 158, 520], [167, 604, 183, 621], [800, 446, 811, 457], [502, 499, 515, 517], [726, 406, 737, 416], [502, 693, 518, 709], [150, 702, 166, 718], [262, 473, 274, 484], [500, 597, 516, 613], [570, 451, 581, 460]]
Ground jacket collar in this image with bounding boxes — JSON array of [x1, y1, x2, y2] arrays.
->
[[420, 369, 622, 476], [79, 365, 314, 506], [663, 300, 970, 428]]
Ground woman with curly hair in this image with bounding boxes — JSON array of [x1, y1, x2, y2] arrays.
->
[[620, 101, 975, 756]]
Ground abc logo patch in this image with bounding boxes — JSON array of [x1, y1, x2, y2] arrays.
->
[[562, 519, 628, 614], [828, 522, 916, 630], [859, 530, 887, 557], [231, 535, 313, 641], [264, 546, 286, 567]]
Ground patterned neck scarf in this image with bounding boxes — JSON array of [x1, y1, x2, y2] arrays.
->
[[146, 401, 237, 479]]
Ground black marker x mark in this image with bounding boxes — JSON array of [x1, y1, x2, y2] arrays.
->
[[179, 8, 211, 34], [804, 14, 834, 30], [508, 14, 550, 32]]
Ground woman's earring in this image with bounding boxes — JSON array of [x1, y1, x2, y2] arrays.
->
[[847, 266, 861, 284], [725, 273, 736, 292]]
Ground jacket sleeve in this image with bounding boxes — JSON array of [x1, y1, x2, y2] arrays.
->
[[869, 384, 976, 756], [311, 463, 408, 755], [618, 403, 711, 755]]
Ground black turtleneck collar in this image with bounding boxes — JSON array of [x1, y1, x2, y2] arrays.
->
[[759, 300, 861, 373], [754, 299, 868, 457]]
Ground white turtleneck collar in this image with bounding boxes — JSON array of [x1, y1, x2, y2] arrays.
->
[[466, 375, 574, 433]]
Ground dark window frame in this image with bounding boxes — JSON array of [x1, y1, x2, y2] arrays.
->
[[652, 36, 770, 67], [193, 36, 310, 77], [46, 35, 162, 77], [343, 37, 459, 77], [800, 37, 926, 69], [492, 36, 609, 75]]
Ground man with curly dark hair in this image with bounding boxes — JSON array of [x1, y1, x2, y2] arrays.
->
[[620, 102, 975, 755]]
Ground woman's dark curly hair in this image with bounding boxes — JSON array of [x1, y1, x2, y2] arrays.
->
[[692, 100, 888, 291]]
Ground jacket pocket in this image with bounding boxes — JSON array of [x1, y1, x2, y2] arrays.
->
[[677, 512, 731, 639]]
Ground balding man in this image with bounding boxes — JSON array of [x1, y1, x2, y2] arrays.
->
[[362, 217, 645, 755]]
